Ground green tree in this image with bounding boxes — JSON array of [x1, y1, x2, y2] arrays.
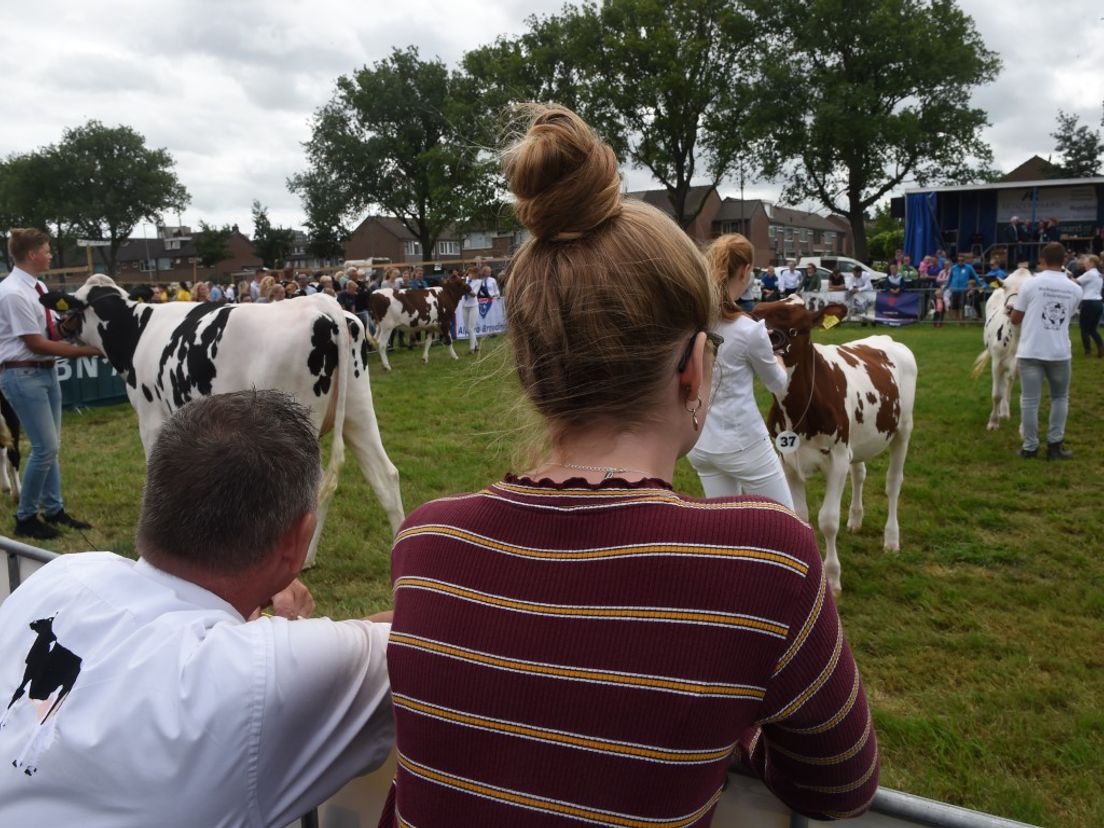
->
[[291, 47, 494, 264], [53, 121, 189, 275], [194, 221, 234, 269], [748, 0, 999, 261], [290, 168, 349, 263], [250, 201, 296, 269], [465, 0, 756, 228], [1051, 110, 1103, 177], [0, 149, 80, 270]]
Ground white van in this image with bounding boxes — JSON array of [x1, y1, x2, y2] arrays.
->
[[798, 255, 885, 284]]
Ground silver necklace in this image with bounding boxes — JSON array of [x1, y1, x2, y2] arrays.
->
[[553, 461, 653, 480]]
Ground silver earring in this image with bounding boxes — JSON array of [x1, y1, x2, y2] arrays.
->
[[686, 396, 702, 431]]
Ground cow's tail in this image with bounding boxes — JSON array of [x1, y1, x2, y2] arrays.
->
[[970, 349, 990, 380], [318, 306, 354, 508], [363, 326, 380, 351]]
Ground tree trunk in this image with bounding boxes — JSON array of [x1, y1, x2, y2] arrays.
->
[[848, 196, 869, 263], [419, 229, 435, 267]]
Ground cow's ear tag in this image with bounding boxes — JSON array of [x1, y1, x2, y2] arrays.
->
[[775, 430, 800, 455], [821, 314, 839, 330], [56, 299, 69, 312]]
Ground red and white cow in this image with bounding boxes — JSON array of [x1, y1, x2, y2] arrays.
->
[[752, 298, 917, 594], [41, 274, 405, 567], [0, 392, 20, 504], [970, 268, 1033, 430], [369, 277, 472, 371]]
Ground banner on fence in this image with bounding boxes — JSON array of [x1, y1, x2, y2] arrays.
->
[[874, 291, 921, 326], [454, 297, 507, 339], [57, 356, 128, 409]]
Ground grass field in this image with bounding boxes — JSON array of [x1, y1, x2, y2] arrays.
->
[[9, 324, 1103, 827]]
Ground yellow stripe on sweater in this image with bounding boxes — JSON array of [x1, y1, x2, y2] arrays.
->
[[762, 625, 844, 722], [393, 694, 736, 765], [773, 569, 828, 675], [398, 752, 724, 828], [389, 632, 765, 700], [394, 577, 789, 637], [395, 525, 809, 576], [776, 671, 861, 736], [767, 715, 873, 766]]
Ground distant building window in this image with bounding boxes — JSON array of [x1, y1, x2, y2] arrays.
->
[[769, 224, 782, 238], [404, 241, 422, 257], [718, 220, 748, 235], [165, 239, 180, 251], [464, 232, 492, 250], [436, 240, 459, 256], [784, 227, 794, 241]]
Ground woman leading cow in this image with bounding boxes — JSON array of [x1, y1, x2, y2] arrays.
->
[[687, 233, 794, 509]]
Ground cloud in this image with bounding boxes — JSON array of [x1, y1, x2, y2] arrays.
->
[[3, 0, 1103, 232]]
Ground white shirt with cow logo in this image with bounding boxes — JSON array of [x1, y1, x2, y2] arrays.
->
[[1014, 270, 1083, 361], [0, 552, 393, 828]]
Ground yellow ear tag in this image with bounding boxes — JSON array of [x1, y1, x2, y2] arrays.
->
[[821, 314, 840, 330], [56, 299, 69, 312]]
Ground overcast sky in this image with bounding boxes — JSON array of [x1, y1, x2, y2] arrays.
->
[[4, 0, 1103, 235]]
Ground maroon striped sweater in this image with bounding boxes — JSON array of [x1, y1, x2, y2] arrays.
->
[[380, 476, 878, 827]]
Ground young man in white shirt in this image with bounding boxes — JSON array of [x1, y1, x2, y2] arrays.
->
[[0, 229, 101, 539], [0, 390, 394, 827], [1011, 241, 1083, 459]]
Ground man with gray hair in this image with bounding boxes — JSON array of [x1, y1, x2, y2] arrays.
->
[[0, 390, 393, 827]]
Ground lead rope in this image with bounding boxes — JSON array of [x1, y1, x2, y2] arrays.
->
[[788, 346, 817, 432]]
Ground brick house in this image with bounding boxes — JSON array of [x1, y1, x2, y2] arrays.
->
[[343, 216, 463, 265], [711, 199, 854, 266], [113, 226, 262, 285], [623, 186, 853, 266], [625, 185, 722, 241]]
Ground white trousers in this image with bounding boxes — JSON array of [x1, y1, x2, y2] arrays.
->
[[461, 303, 479, 351], [687, 436, 795, 510]]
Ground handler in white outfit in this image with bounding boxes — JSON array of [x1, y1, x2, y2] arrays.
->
[[461, 265, 500, 353], [688, 234, 794, 508], [0, 390, 394, 828]]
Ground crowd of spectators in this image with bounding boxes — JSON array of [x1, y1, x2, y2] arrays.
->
[[131, 261, 503, 313]]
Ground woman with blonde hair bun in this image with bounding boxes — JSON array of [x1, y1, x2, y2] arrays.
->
[[383, 105, 878, 827], [687, 234, 794, 508]]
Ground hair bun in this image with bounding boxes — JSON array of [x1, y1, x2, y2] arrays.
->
[[503, 104, 622, 241]]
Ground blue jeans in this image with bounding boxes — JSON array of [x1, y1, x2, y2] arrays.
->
[[0, 367, 64, 520], [1018, 358, 1071, 451]]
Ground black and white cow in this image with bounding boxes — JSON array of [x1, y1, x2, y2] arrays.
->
[[41, 275, 405, 566], [368, 276, 472, 371]]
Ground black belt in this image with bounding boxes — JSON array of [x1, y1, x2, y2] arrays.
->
[[0, 360, 56, 370]]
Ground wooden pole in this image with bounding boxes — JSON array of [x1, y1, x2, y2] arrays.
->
[[86, 245, 93, 273]]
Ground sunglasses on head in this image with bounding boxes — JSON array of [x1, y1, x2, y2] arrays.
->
[[676, 331, 724, 373]]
